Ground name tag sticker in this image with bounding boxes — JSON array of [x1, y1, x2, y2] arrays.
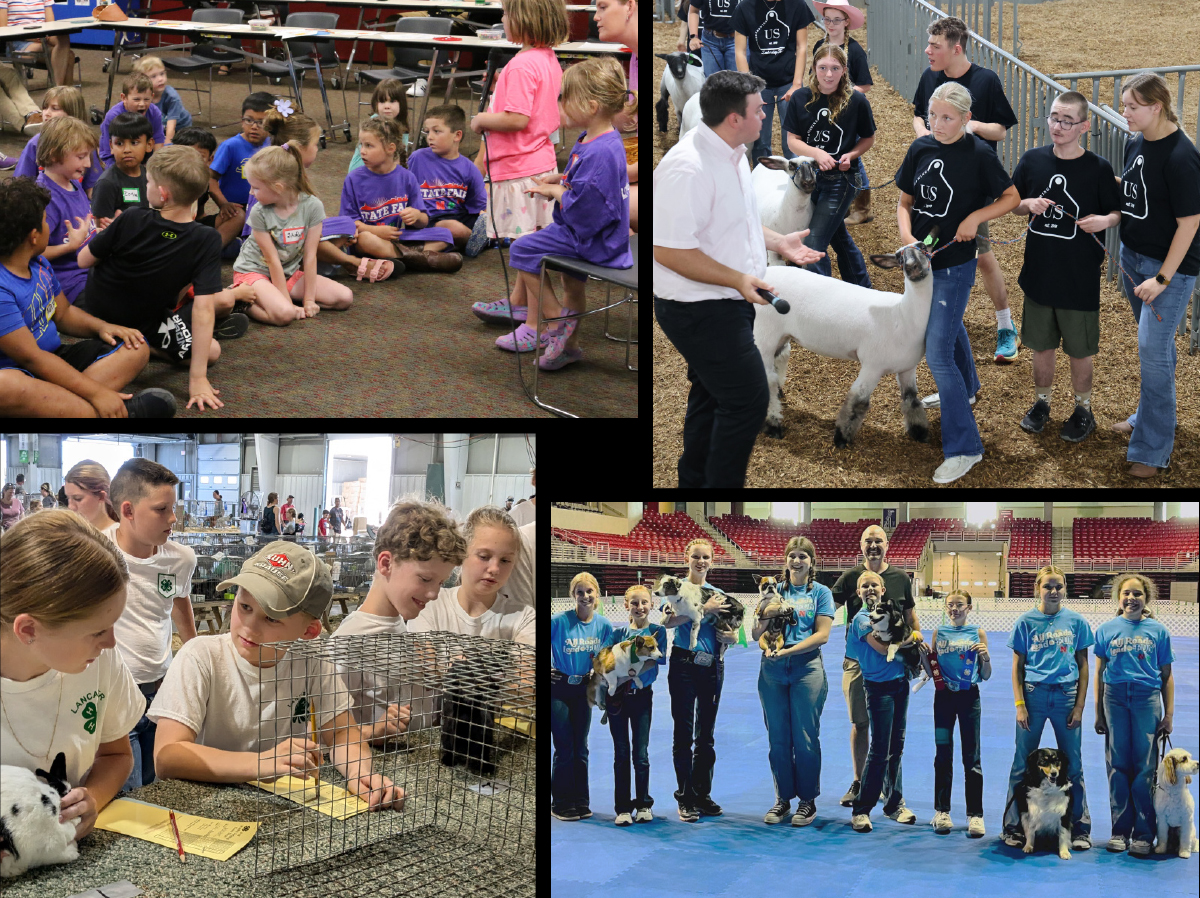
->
[[281, 226, 305, 244], [122, 187, 140, 203]]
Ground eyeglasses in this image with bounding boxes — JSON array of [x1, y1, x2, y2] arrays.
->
[[1047, 115, 1084, 129], [241, 117, 266, 128], [822, 15, 847, 24]]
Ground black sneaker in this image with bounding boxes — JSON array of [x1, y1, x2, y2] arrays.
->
[[1060, 404, 1096, 442], [124, 387, 177, 418], [840, 781, 860, 807], [551, 807, 580, 821], [1020, 399, 1051, 433], [574, 806, 592, 820], [678, 805, 700, 822], [213, 312, 250, 340], [231, 300, 254, 316], [693, 797, 723, 817], [764, 799, 790, 824], [1001, 828, 1024, 847], [792, 799, 817, 826]]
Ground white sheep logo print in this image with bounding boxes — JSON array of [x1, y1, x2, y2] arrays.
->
[[807, 107, 843, 153], [755, 7, 790, 56], [914, 159, 953, 218], [1121, 154, 1148, 220], [1030, 174, 1079, 239]]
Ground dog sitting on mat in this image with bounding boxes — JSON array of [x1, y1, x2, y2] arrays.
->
[[1154, 747, 1199, 858], [1015, 748, 1073, 859]]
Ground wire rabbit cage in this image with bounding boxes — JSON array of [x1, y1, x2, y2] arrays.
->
[[249, 632, 535, 894]]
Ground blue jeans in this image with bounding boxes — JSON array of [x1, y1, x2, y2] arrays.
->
[[803, 170, 867, 284], [121, 681, 157, 792], [853, 677, 908, 816], [700, 31, 736, 79], [668, 651, 725, 804], [608, 685, 655, 813], [1102, 681, 1162, 842], [933, 685, 983, 815], [758, 651, 829, 802], [1118, 244, 1197, 468], [926, 259, 984, 459], [750, 81, 796, 166], [827, 159, 872, 287], [1002, 681, 1092, 837], [550, 681, 592, 812]]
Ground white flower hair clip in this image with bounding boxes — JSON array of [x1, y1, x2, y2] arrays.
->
[[274, 98, 294, 117]]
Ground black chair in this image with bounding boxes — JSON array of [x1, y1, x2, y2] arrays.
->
[[249, 11, 350, 142], [161, 8, 247, 125], [523, 239, 639, 417], [354, 15, 452, 138]]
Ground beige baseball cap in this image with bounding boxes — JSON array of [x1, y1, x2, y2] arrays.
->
[[217, 541, 333, 620]]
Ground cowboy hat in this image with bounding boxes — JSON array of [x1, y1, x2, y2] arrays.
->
[[814, 0, 865, 32]]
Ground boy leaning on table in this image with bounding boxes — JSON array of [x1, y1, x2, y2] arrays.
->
[[147, 540, 405, 811]]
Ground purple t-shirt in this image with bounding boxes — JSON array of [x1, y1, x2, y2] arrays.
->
[[98, 101, 166, 166], [555, 129, 632, 268], [15, 136, 104, 192], [407, 148, 487, 218], [0, 255, 62, 369], [339, 163, 455, 246], [36, 172, 97, 303]]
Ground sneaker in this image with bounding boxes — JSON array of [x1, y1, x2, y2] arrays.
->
[[213, 312, 250, 340], [465, 212, 491, 257], [1060, 404, 1096, 442], [575, 806, 592, 820], [678, 805, 699, 822], [995, 327, 1021, 362], [471, 298, 527, 324], [764, 799, 791, 824], [885, 806, 917, 825], [791, 799, 817, 826], [0, 154, 18, 171], [693, 797, 723, 817], [1128, 839, 1151, 855], [494, 323, 550, 352], [921, 391, 977, 410], [634, 808, 653, 823], [124, 387, 177, 418], [1071, 834, 1091, 851], [1020, 398, 1052, 433], [839, 781, 860, 807], [1002, 828, 1024, 847], [968, 816, 985, 838], [852, 814, 872, 832], [1106, 835, 1128, 852], [931, 811, 952, 834], [932, 454, 983, 484], [614, 812, 633, 826], [552, 807, 580, 821], [406, 77, 428, 97]]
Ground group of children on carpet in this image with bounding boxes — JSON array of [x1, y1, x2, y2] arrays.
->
[[551, 555, 1176, 855], [0, 0, 636, 417], [0, 457, 535, 862]]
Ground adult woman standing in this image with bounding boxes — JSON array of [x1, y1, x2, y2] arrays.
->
[[752, 536, 834, 827], [661, 537, 738, 821], [260, 491, 281, 535], [783, 44, 874, 286], [1112, 72, 1200, 478], [894, 81, 1020, 483], [595, 0, 638, 232]]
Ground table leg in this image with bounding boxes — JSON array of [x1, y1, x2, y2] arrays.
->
[[283, 39, 304, 114], [105, 31, 124, 109]]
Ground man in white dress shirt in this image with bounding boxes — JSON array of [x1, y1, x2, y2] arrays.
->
[[654, 70, 825, 488]]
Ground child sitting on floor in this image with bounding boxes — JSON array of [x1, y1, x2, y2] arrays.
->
[[348, 79, 410, 173], [13, 86, 106, 198], [98, 72, 165, 167], [407, 105, 487, 253], [172, 126, 247, 250], [134, 55, 192, 143], [35, 116, 99, 304], [91, 112, 154, 225]]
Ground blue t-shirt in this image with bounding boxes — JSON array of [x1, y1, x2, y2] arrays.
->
[[933, 623, 981, 690], [1007, 607, 1094, 685], [1094, 616, 1174, 690], [607, 623, 668, 691], [666, 583, 726, 657], [849, 609, 906, 682], [776, 581, 836, 647], [210, 133, 271, 207], [155, 85, 192, 130], [550, 609, 614, 678], [0, 256, 63, 369]]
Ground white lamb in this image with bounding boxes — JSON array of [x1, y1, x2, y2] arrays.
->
[[655, 52, 704, 135], [753, 244, 934, 447], [679, 90, 701, 140], [752, 156, 817, 266]]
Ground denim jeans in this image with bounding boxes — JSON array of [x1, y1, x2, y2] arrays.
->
[[551, 681, 592, 812], [1102, 681, 1162, 842], [1002, 681, 1092, 837], [926, 258, 984, 459], [853, 677, 908, 816], [826, 159, 872, 287], [758, 651, 829, 802], [933, 685, 983, 816], [700, 32, 736, 79], [1117, 243, 1197, 468], [804, 171, 858, 280], [654, 297, 769, 488], [608, 685, 655, 813], [751, 81, 796, 165], [121, 682, 156, 792], [669, 651, 724, 805]]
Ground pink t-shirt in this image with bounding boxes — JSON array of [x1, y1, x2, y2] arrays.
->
[[484, 46, 562, 183]]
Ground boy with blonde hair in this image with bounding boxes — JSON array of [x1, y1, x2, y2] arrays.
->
[[134, 54, 192, 142]]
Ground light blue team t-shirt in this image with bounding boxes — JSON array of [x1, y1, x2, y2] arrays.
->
[[849, 609, 906, 682], [550, 609, 614, 678], [1094, 616, 1174, 690], [776, 581, 836, 648], [607, 623, 668, 691], [933, 623, 981, 690], [1007, 607, 1094, 684]]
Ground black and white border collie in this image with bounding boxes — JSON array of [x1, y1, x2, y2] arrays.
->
[[1016, 748, 1073, 859]]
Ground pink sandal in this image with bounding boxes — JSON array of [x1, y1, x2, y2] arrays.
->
[[356, 258, 395, 282]]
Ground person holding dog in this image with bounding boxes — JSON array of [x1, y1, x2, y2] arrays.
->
[[751, 536, 835, 827], [831, 524, 919, 810], [1093, 572, 1175, 855], [603, 584, 668, 826], [1001, 565, 1094, 850]]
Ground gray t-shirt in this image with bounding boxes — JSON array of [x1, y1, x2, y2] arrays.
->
[[233, 191, 325, 278]]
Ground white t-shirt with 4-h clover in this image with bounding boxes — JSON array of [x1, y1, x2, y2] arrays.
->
[[0, 648, 144, 787]]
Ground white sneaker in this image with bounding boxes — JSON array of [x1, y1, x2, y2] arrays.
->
[[885, 806, 917, 824], [968, 816, 985, 838], [407, 78, 428, 97], [852, 814, 872, 832], [921, 391, 977, 410], [931, 811, 952, 833], [634, 808, 652, 823], [614, 812, 633, 826], [933, 454, 983, 483]]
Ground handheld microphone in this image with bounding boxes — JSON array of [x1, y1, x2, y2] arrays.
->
[[757, 288, 790, 314]]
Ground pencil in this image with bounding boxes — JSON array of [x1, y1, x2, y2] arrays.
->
[[168, 810, 185, 863]]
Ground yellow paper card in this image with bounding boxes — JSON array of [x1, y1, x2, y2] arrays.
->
[[249, 776, 371, 820], [94, 798, 257, 861]]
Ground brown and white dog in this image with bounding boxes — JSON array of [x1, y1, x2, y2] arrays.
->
[[1154, 748, 1199, 858], [756, 576, 797, 653], [588, 635, 663, 723]]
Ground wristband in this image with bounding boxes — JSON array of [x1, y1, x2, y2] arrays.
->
[[1014, 700, 1026, 707]]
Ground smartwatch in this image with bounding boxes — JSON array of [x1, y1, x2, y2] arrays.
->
[[1155, 272, 1171, 286]]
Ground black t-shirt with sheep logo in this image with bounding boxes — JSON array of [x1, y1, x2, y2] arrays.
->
[[732, 0, 816, 88], [1119, 130, 1200, 278], [895, 133, 1013, 270], [783, 88, 875, 160]]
